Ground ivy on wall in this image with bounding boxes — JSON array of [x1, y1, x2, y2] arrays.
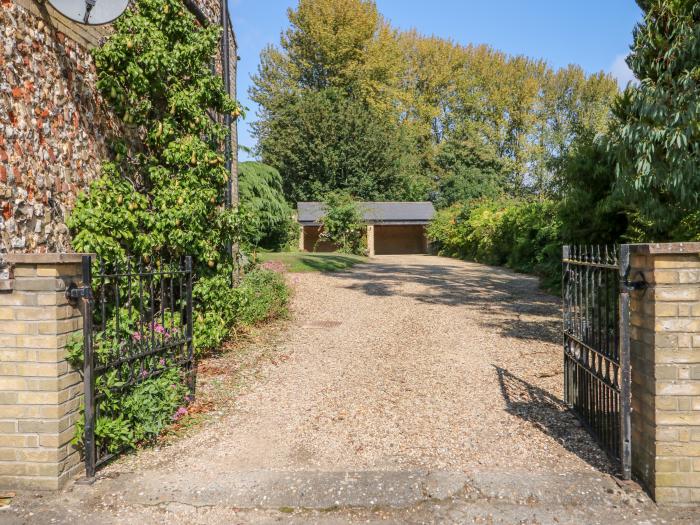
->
[[66, 0, 248, 351]]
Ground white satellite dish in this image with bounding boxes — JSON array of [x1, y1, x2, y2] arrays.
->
[[47, 0, 131, 26]]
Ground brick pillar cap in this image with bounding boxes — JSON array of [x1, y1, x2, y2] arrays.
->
[[4, 253, 95, 265], [628, 243, 700, 255]]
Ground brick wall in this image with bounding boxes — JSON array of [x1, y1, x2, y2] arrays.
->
[[629, 243, 700, 504], [0, 0, 238, 254], [0, 254, 85, 490]]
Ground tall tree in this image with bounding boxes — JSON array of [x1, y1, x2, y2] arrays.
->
[[251, 0, 618, 204], [251, 0, 420, 201], [608, 0, 700, 235], [260, 88, 421, 202], [239, 162, 292, 248]]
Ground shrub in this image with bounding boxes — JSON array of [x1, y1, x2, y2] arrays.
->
[[72, 368, 189, 455], [318, 191, 366, 255], [428, 198, 562, 291], [193, 267, 289, 351], [233, 268, 290, 326]]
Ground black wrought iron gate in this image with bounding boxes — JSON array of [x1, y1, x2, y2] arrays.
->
[[562, 245, 631, 479], [69, 255, 194, 480]]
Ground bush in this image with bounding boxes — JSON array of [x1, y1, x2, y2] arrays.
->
[[318, 191, 366, 255], [73, 368, 189, 455], [233, 268, 290, 326], [427, 198, 562, 291], [193, 267, 289, 352]]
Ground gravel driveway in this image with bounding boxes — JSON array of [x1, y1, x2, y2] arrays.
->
[[4, 255, 698, 524]]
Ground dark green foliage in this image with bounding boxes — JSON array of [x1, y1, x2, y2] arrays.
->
[[427, 199, 562, 291], [608, 0, 700, 238], [318, 191, 367, 255], [193, 268, 289, 351], [72, 368, 188, 454], [558, 134, 629, 245], [433, 133, 507, 208], [239, 162, 294, 249], [255, 88, 423, 202]]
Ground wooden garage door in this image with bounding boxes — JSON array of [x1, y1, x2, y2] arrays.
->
[[374, 225, 426, 255], [303, 226, 337, 252]]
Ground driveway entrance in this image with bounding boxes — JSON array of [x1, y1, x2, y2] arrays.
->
[[5, 256, 698, 524]]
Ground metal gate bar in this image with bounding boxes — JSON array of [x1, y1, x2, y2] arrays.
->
[[76, 255, 194, 480], [563, 245, 631, 479]]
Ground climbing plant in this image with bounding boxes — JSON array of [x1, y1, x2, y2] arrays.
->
[[67, 0, 249, 351]]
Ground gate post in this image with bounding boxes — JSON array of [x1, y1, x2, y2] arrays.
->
[[620, 244, 632, 480], [629, 242, 700, 504], [0, 254, 90, 490]]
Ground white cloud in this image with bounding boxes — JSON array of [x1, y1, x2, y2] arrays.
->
[[610, 54, 637, 89]]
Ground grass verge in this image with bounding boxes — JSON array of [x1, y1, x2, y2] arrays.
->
[[257, 251, 368, 273]]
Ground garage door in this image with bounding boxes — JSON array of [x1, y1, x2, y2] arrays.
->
[[303, 226, 337, 252], [374, 225, 426, 255]]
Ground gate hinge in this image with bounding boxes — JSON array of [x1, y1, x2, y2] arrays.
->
[[624, 271, 648, 291], [65, 283, 92, 305]]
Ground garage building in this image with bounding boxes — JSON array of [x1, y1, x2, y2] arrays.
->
[[297, 202, 436, 256]]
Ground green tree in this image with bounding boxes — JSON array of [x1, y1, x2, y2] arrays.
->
[[238, 162, 293, 249], [251, 0, 618, 205], [558, 133, 629, 244], [319, 191, 366, 255], [433, 129, 507, 208], [257, 88, 422, 202], [251, 0, 427, 201], [251, 0, 403, 114], [608, 0, 700, 237]]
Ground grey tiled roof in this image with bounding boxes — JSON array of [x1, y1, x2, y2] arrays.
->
[[297, 202, 436, 225]]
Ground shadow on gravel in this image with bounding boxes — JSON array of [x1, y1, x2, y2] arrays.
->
[[333, 257, 560, 344], [494, 366, 616, 475]]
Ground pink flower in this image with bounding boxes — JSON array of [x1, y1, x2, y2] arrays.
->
[[172, 406, 188, 421], [150, 322, 166, 334], [132, 332, 142, 342], [140, 370, 149, 379], [159, 358, 166, 366], [261, 261, 287, 273]]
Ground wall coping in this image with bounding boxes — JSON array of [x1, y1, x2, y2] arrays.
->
[[628, 242, 700, 255], [2, 253, 94, 265]]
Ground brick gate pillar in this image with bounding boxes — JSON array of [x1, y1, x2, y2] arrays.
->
[[629, 243, 700, 504], [0, 254, 88, 490]]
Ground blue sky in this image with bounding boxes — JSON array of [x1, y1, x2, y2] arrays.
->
[[230, 1, 643, 161]]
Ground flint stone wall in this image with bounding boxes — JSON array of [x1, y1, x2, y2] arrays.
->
[[0, 0, 237, 255]]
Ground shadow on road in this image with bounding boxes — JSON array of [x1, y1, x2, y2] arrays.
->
[[494, 366, 615, 475], [332, 257, 560, 345]]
